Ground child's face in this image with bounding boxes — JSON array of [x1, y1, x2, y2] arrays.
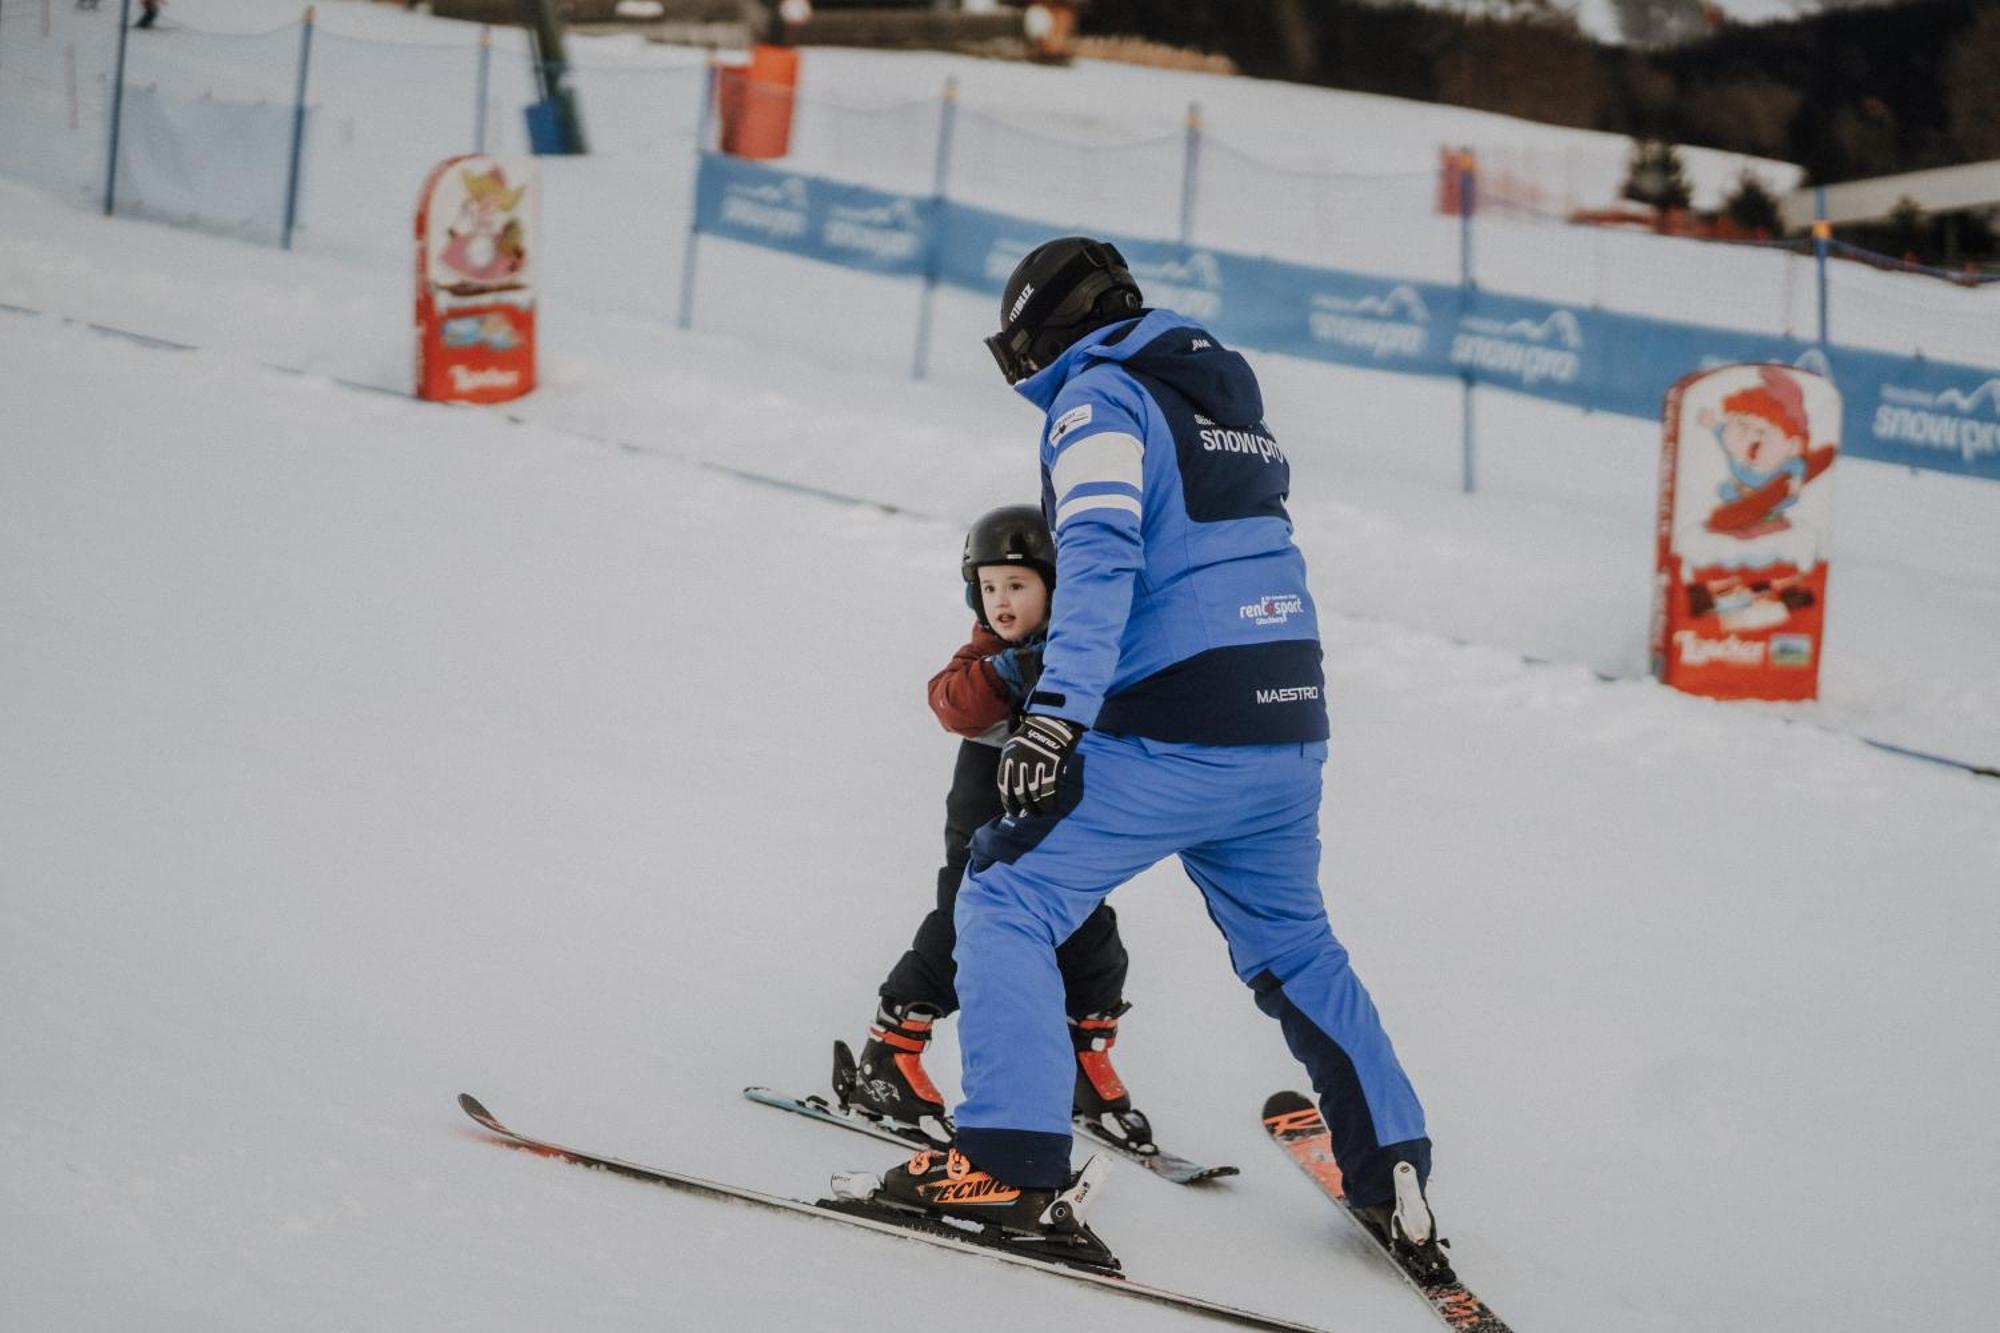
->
[[977, 565, 1049, 643], [1720, 411, 1802, 473]]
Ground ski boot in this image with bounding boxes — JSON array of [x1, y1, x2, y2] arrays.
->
[[832, 999, 953, 1147], [829, 1147, 1119, 1272], [1069, 1003, 1155, 1151], [1351, 1160, 1456, 1287]]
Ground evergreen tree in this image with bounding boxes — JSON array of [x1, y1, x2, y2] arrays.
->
[[1622, 140, 1693, 210]]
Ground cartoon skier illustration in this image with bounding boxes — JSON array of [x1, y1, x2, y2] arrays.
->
[[1699, 366, 1836, 537]]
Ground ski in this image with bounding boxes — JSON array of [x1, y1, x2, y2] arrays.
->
[[742, 1085, 1238, 1186], [742, 1085, 945, 1150], [459, 1093, 1340, 1333], [1073, 1112, 1240, 1185], [1261, 1091, 1513, 1333]]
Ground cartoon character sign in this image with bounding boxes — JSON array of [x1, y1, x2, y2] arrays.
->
[[415, 156, 537, 404], [1652, 364, 1840, 701]]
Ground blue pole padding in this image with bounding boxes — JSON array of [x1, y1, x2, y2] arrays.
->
[[103, 0, 135, 216], [281, 6, 316, 251], [1458, 155, 1477, 495], [675, 62, 717, 332], [911, 76, 959, 381], [1813, 185, 1830, 347], [473, 26, 491, 155], [1178, 102, 1201, 246]]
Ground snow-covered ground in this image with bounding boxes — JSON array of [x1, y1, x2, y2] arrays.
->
[[5, 6, 2000, 1332]]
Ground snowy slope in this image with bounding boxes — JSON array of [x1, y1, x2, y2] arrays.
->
[[5, 7, 2000, 1332]]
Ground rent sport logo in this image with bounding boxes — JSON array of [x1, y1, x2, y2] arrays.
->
[[1450, 308, 1584, 387], [1872, 378, 2000, 468], [1308, 284, 1430, 363], [1240, 593, 1305, 626]]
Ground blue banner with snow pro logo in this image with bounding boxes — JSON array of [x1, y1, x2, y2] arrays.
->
[[691, 154, 2000, 482]]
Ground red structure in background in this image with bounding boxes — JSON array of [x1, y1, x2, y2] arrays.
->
[[718, 45, 800, 161], [1652, 364, 1841, 702], [415, 155, 537, 405]]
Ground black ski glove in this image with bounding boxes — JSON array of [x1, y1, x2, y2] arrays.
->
[[998, 714, 1083, 817]]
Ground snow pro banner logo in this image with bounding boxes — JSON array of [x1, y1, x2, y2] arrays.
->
[[718, 173, 810, 242], [1307, 285, 1430, 363], [1871, 378, 2000, 469], [695, 155, 933, 278], [1450, 308, 1584, 387], [821, 197, 926, 267], [1125, 250, 1224, 321]]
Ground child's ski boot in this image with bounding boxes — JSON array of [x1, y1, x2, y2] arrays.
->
[[1069, 1003, 1154, 1150], [832, 999, 953, 1147]]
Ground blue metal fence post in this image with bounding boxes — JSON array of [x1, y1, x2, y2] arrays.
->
[[911, 75, 959, 381], [102, 0, 135, 216], [280, 5, 316, 251], [1813, 185, 1830, 348], [473, 25, 492, 155], [675, 60, 717, 332], [1178, 101, 1201, 246], [1458, 150, 1478, 495]]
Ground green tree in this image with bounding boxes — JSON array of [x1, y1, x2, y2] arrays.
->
[[1720, 171, 1784, 235], [1623, 139, 1693, 210]]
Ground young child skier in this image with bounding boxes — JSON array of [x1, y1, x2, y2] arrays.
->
[[833, 504, 1149, 1152]]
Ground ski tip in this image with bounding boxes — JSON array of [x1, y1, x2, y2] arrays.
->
[[458, 1093, 502, 1132], [1261, 1089, 1314, 1120]]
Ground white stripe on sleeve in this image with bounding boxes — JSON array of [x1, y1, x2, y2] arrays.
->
[[1050, 431, 1144, 507], [1055, 493, 1142, 528]]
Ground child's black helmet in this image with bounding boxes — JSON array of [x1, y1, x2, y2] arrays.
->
[[984, 237, 1144, 385], [961, 504, 1056, 624]]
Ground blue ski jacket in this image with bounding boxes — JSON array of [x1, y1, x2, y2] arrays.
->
[[1015, 309, 1328, 746]]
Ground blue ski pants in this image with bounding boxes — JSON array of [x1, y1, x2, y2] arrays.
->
[[952, 731, 1431, 1207]]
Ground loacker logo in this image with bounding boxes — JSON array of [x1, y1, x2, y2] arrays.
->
[[1673, 630, 1765, 668], [447, 365, 521, 392]]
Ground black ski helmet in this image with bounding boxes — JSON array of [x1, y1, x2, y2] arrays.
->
[[961, 504, 1056, 626], [984, 237, 1144, 385]]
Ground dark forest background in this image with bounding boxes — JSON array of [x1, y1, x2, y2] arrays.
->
[[1078, 0, 2000, 189]]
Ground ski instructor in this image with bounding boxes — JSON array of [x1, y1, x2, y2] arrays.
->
[[867, 237, 1452, 1281]]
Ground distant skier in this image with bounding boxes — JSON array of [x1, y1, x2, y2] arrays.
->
[[834, 505, 1148, 1151], [840, 237, 1452, 1283], [133, 0, 162, 28]]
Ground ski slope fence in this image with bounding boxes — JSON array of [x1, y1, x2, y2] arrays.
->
[[2, 1, 1995, 483]]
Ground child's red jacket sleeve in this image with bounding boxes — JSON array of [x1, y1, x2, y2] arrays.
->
[[927, 624, 1014, 736]]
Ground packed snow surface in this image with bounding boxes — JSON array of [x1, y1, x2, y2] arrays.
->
[[4, 5, 1998, 1332]]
